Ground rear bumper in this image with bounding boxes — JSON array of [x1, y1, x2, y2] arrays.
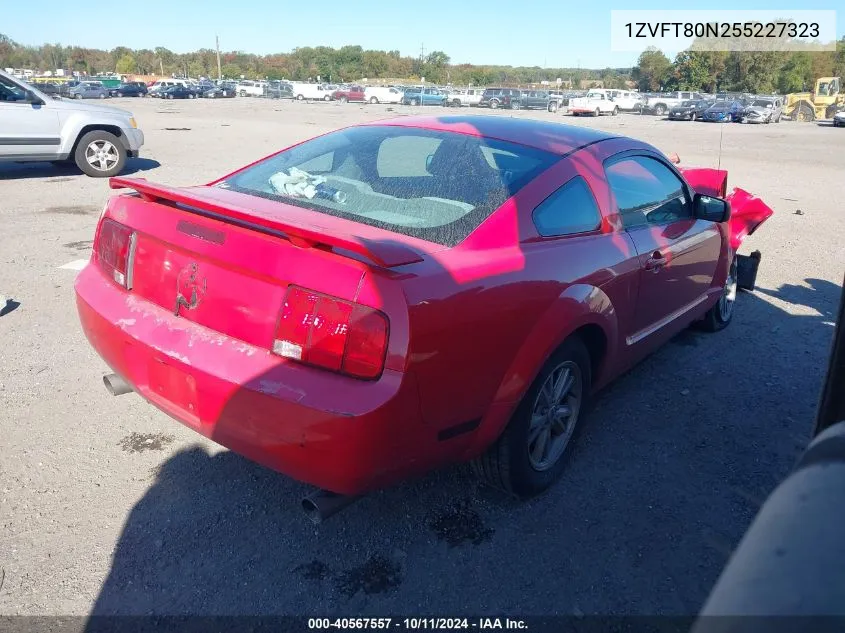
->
[[74, 264, 426, 495]]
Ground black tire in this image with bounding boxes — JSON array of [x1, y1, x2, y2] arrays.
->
[[489, 99, 499, 109], [698, 258, 738, 332], [594, 107, 601, 117], [412, 98, 420, 106], [324, 95, 331, 102], [167, 94, 174, 99], [653, 104, 667, 116], [612, 106, 619, 116], [795, 104, 814, 122], [548, 102, 558, 113], [472, 337, 592, 497], [511, 102, 520, 110], [116, 92, 123, 97], [73, 130, 127, 178], [296, 94, 304, 100], [339, 96, 348, 103], [370, 96, 378, 104]]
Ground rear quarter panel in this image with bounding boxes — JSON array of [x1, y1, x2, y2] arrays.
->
[[402, 146, 640, 447]]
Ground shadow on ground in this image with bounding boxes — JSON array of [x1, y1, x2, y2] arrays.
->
[[0, 157, 160, 180], [87, 277, 840, 618]]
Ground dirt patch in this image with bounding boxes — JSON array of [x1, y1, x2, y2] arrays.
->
[[428, 500, 494, 547], [336, 555, 402, 597], [44, 205, 98, 216], [294, 560, 331, 581], [63, 240, 93, 251], [118, 432, 175, 454]]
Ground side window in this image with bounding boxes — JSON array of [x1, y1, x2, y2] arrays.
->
[[532, 176, 602, 237], [605, 156, 691, 229], [377, 135, 442, 178]]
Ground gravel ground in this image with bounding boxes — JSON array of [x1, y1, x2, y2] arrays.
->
[[0, 97, 843, 617]]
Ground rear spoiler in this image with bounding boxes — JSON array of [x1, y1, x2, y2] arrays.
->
[[108, 177, 424, 268]]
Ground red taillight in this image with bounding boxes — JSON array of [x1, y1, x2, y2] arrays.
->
[[95, 218, 136, 289], [273, 286, 389, 380]]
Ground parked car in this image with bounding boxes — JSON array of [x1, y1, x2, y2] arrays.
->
[[364, 86, 404, 104], [68, 81, 109, 100], [289, 82, 334, 101], [75, 115, 773, 515], [0, 68, 143, 177], [478, 87, 522, 109], [204, 84, 237, 98], [644, 91, 706, 116], [606, 89, 646, 111], [30, 81, 61, 97], [148, 79, 188, 97], [236, 80, 267, 97], [264, 81, 293, 99], [701, 100, 745, 122], [519, 90, 551, 110], [569, 91, 619, 116], [668, 99, 715, 121], [442, 88, 483, 107], [332, 85, 366, 103], [109, 83, 146, 98], [402, 87, 447, 106], [834, 109, 845, 127], [161, 85, 197, 100], [741, 98, 783, 124]]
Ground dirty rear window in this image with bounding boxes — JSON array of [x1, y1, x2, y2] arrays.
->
[[220, 126, 558, 247]]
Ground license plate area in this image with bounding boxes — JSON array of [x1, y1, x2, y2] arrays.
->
[[148, 358, 200, 426]]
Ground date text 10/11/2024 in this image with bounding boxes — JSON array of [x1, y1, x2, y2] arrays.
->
[[308, 618, 528, 630]]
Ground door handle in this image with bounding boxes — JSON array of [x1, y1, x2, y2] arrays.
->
[[644, 251, 666, 272]]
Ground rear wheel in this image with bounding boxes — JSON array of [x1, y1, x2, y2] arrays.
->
[[612, 106, 619, 116], [74, 130, 127, 178], [489, 99, 499, 109], [594, 107, 601, 117], [323, 95, 331, 102], [369, 96, 378, 104], [699, 258, 737, 332], [653, 104, 667, 116], [511, 102, 520, 110], [472, 337, 591, 497], [116, 92, 124, 97], [795, 104, 814, 122], [548, 101, 558, 113]]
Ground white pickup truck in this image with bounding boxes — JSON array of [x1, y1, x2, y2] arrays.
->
[[568, 91, 619, 116], [444, 88, 484, 107], [644, 91, 706, 116]]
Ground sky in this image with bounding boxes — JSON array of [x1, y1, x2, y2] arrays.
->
[[1, 0, 842, 69]]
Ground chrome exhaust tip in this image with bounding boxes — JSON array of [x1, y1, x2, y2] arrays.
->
[[301, 489, 359, 524], [103, 373, 133, 396]]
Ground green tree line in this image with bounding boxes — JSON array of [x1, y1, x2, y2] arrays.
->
[[633, 39, 845, 95], [0, 33, 630, 87]]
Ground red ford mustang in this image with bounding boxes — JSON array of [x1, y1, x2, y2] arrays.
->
[[75, 115, 773, 503]]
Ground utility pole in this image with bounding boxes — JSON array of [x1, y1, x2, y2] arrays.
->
[[216, 34, 222, 81], [420, 42, 425, 64]]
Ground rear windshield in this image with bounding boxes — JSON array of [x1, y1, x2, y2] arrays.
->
[[220, 125, 558, 247]]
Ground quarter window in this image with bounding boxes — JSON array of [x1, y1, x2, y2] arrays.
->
[[605, 156, 691, 228], [532, 176, 602, 237]]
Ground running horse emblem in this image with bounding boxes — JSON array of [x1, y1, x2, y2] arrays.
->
[[174, 262, 207, 316]]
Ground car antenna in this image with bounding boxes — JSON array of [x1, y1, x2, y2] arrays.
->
[[717, 122, 724, 171]]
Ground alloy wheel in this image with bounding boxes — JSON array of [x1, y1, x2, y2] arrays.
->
[[527, 361, 582, 471]]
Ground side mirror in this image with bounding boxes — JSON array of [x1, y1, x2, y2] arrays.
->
[[694, 194, 730, 223], [25, 90, 45, 105]]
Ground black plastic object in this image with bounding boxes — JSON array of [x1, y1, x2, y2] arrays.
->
[[736, 251, 761, 291]]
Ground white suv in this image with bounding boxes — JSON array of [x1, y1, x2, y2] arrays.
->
[[0, 69, 144, 177]]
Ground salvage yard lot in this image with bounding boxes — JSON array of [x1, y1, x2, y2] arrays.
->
[[1, 97, 843, 616]]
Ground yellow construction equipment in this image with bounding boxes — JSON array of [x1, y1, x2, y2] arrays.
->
[[783, 77, 843, 121]]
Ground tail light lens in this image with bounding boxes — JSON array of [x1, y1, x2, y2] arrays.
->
[[95, 218, 136, 289], [273, 286, 389, 380]]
